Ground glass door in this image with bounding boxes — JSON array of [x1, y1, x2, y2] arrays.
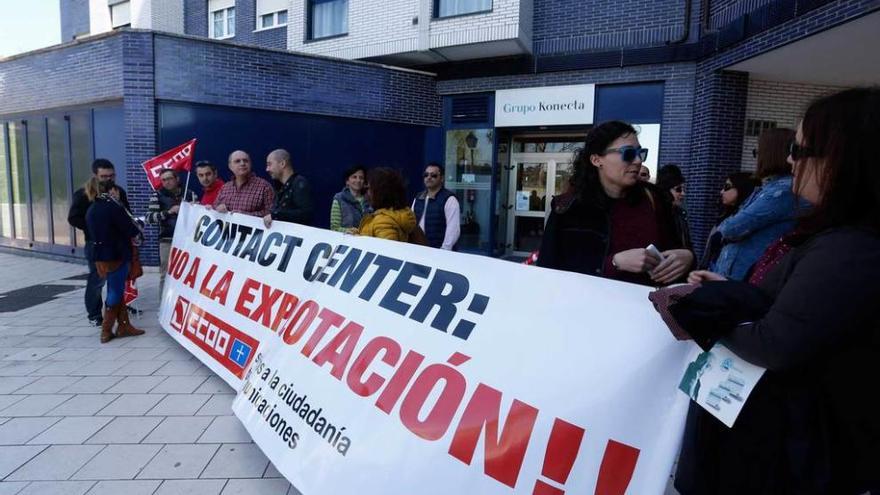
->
[[505, 152, 575, 256]]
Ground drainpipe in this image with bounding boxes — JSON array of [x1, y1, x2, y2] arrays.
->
[[668, 0, 693, 44]]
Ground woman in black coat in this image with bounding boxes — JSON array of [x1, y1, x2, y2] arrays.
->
[[660, 88, 880, 494], [85, 178, 145, 343]]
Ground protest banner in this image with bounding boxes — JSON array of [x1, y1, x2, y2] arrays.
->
[[158, 203, 693, 495], [141, 138, 197, 190]]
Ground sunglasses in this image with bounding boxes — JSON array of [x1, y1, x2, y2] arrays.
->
[[789, 142, 815, 161], [603, 146, 649, 163], [423, 173, 440, 179], [721, 183, 734, 191]]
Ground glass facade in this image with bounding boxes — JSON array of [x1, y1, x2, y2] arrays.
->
[[0, 109, 99, 253], [443, 128, 493, 253]]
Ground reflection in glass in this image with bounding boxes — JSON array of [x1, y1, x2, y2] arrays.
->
[[8, 123, 30, 240], [555, 161, 574, 196], [515, 162, 547, 212], [444, 129, 493, 253], [28, 120, 51, 244], [0, 125, 10, 238], [70, 112, 92, 247], [48, 117, 71, 245]]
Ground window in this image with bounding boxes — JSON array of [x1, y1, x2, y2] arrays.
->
[[209, 0, 236, 39], [308, 0, 348, 40], [256, 0, 288, 30], [434, 0, 491, 18], [110, 0, 131, 28]]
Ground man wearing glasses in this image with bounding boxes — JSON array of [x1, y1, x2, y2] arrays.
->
[[412, 162, 460, 250]]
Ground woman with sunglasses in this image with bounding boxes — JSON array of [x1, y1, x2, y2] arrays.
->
[[537, 120, 694, 285], [708, 128, 809, 280], [697, 172, 760, 270], [657, 87, 880, 495], [657, 163, 692, 250]]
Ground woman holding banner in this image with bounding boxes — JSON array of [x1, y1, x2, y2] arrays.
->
[[537, 120, 693, 285], [657, 88, 880, 494], [86, 177, 146, 343]]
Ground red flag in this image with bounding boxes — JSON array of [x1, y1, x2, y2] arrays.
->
[[123, 279, 139, 305], [141, 138, 197, 190]]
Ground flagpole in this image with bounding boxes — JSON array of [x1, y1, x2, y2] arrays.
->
[[183, 169, 192, 202]]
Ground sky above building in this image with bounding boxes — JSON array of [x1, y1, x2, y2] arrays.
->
[[0, 0, 61, 58]]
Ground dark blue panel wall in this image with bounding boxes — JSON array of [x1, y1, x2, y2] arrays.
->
[[158, 101, 433, 228], [595, 82, 665, 124]]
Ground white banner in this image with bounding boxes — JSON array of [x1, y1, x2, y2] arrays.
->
[[159, 203, 693, 495]]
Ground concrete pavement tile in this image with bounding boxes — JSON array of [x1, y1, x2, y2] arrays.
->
[[97, 395, 165, 416], [105, 377, 167, 394], [153, 361, 202, 376], [110, 361, 167, 376], [71, 444, 162, 480], [263, 462, 282, 478], [286, 485, 303, 495], [85, 417, 163, 444], [147, 395, 211, 416], [1, 348, 60, 362], [195, 395, 235, 416], [27, 417, 113, 445], [46, 395, 119, 416], [84, 480, 161, 495], [0, 395, 73, 417], [136, 444, 219, 480], [18, 338, 65, 348], [121, 336, 176, 349], [0, 418, 62, 445], [153, 480, 227, 495], [201, 443, 268, 479], [220, 479, 290, 495], [13, 377, 82, 394], [193, 377, 234, 395], [143, 417, 213, 444], [0, 481, 29, 495], [6, 445, 103, 481], [0, 396, 26, 411], [0, 363, 49, 377], [121, 348, 168, 361], [153, 349, 196, 361], [54, 337, 105, 349], [48, 349, 132, 362], [198, 416, 252, 444], [0, 446, 47, 478], [150, 376, 209, 394], [69, 361, 127, 377], [58, 377, 123, 394], [14, 481, 95, 495], [0, 377, 38, 394], [29, 362, 87, 377]]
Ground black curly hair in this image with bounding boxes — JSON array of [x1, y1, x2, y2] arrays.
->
[[570, 121, 639, 207]]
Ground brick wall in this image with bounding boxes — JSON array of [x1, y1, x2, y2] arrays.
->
[[532, 0, 691, 55], [153, 33, 441, 126], [184, 0, 288, 50], [61, 0, 92, 41], [184, 0, 209, 36], [288, 0, 528, 60], [707, 0, 775, 29], [739, 79, 844, 171]]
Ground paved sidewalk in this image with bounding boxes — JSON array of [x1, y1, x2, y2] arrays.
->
[[0, 252, 300, 495]]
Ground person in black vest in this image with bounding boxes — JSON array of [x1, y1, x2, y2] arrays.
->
[[145, 168, 198, 293], [412, 162, 460, 250], [68, 158, 131, 326], [264, 149, 313, 228]]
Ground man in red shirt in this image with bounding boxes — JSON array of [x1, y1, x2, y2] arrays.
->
[[196, 161, 224, 206], [213, 150, 274, 217]]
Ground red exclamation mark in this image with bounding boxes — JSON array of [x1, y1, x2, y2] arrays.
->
[[532, 418, 585, 495], [594, 439, 640, 495]]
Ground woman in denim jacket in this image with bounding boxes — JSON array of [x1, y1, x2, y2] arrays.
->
[[711, 128, 810, 280]]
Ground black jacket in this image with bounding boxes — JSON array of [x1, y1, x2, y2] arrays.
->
[[68, 186, 130, 241], [85, 195, 141, 262], [272, 173, 313, 226], [672, 227, 880, 495], [536, 182, 681, 284]]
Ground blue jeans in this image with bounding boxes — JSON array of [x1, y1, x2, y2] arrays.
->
[[84, 241, 106, 320], [105, 262, 130, 307]]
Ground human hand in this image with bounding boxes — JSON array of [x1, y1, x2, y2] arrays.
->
[[169, 205, 180, 215], [263, 214, 273, 229], [612, 248, 662, 273], [345, 227, 359, 235], [651, 249, 695, 284], [215, 204, 229, 213], [687, 270, 727, 284]]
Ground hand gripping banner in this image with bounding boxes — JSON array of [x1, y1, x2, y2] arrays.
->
[[158, 203, 693, 495]]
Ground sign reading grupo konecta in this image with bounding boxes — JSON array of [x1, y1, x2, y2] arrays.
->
[[158, 203, 692, 495]]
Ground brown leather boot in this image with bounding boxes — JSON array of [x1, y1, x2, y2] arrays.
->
[[100, 304, 120, 343], [116, 302, 145, 337]]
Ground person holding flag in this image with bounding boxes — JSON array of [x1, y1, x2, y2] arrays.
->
[[146, 168, 198, 293]]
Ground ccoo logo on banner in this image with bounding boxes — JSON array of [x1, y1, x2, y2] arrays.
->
[[158, 204, 694, 495]]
